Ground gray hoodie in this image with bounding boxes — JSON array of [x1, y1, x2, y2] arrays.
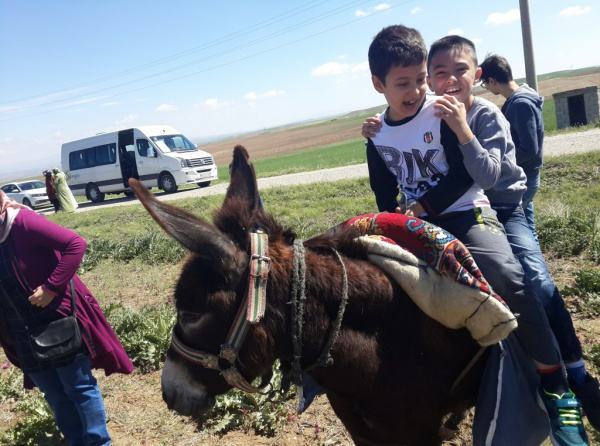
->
[[459, 96, 527, 206], [501, 84, 545, 173]]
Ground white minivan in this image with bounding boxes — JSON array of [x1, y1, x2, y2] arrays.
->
[[61, 125, 218, 202]]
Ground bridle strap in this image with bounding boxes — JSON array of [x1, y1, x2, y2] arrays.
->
[[168, 230, 271, 394]]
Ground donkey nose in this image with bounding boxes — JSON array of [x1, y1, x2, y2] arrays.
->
[[161, 358, 216, 416]]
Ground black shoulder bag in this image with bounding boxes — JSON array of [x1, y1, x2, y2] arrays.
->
[[26, 279, 83, 363]]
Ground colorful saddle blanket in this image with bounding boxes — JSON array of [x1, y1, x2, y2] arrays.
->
[[344, 212, 517, 346]]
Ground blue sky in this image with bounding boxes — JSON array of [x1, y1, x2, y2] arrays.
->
[[1, 0, 598, 180]]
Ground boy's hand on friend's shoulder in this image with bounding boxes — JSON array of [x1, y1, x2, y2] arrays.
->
[[361, 114, 382, 138], [434, 95, 474, 145]]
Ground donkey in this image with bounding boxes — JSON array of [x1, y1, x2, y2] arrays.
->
[[129, 145, 484, 446]]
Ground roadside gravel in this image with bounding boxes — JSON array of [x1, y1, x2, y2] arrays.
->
[[71, 128, 600, 213]]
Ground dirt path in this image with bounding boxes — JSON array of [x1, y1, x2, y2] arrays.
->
[[69, 128, 600, 213]]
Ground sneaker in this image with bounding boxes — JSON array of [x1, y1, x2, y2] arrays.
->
[[541, 390, 589, 446], [571, 374, 600, 432]]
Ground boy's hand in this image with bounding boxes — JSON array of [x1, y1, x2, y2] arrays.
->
[[361, 114, 382, 138], [407, 201, 425, 217], [434, 95, 474, 145], [28, 285, 57, 308]]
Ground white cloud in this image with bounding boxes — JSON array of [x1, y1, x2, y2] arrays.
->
[[244, 90, 286, 101], [472, 37, 483, 45], [411, 6, 424, 15], [155, 103, 178, 112], [263, 89, 285, 98], [485, 9, 520, 26], [198, 98, 231, 110], [312, 62, 350, 77], [101, 101, 120, 107], [115, 114, 138, 126], [374, 3, 391, 12], [559, 5, 592, 17], [448, 28, 464, 35], [355, 3, 391, 17], [351, 61, 370, 73]]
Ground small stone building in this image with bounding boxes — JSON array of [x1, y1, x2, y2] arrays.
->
[[553, 86, 600, 129]]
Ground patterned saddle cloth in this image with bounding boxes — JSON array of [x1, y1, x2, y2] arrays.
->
[[344, 212, 517, 346]]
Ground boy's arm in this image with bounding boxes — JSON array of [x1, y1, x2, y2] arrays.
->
[[418, 121, 474, 217], [458, 107, 505, 189], [507, 100, 540, 166], [366, 139, 400, 212]]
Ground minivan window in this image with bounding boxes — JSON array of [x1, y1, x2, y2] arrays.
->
[[69, 143, 116, 170], [137, 139, 152, 157], [150, 134, 195, 153]]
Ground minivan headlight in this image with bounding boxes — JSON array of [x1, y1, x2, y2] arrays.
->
[[176, 157, 188, 168]]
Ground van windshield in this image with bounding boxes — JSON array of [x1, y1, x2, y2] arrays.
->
[[150, 134, 196, 153]]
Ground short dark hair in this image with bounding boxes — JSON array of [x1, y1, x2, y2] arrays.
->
[[368, 25, 427, 83], [479, 54, 513, 84], [428, 35, 478, 70]]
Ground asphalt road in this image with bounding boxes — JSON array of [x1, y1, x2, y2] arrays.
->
[[55, 128, 600, 214]]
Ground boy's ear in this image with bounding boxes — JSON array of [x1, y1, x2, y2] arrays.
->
[[474, 66, 483, 84], [427, 75, 433, 91], [372, 75, 385, 93]]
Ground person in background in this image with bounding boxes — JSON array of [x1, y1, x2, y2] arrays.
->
[[479, 54, 543, 239], [43, 170, 61, 213], [0, 190, 134, 445], [52, 168, 78, 213]]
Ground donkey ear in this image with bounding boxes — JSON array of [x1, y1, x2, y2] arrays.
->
[[224, 145, 262, 212], [128, 179, 244, 273]]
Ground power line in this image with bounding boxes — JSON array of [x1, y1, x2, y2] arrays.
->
[[0, 0, 419, 122], [0, 0, 346, 105], [6, 0, 368, 112]]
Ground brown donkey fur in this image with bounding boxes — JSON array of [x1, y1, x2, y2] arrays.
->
[[130, 145, 484, 446]]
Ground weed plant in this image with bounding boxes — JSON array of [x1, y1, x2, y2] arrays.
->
[[563, 269, 600, 317], [202, 363, 294, 436], [0, 368, 61, 446], [104, 304, 175, 373], [81, 231, 185, 272]]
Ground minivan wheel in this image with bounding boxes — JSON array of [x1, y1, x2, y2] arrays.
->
[[86, 183, 105, 203], [22, 198, 33, 208], [160, 173, 178, 193], [197, 181, 211, 188]]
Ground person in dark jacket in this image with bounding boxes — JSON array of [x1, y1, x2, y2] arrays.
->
[[0, 190, 133, 445], [479, 54, 600, 433], [43, 170, 60, 213], [479, 54, 544, 238]]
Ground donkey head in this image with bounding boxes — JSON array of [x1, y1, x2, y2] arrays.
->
[[130, 145, 292, 417]]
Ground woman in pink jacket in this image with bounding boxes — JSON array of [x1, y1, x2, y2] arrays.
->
[[0, 190, 133, 445]]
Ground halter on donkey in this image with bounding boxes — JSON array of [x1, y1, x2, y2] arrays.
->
[[129, 145, 490, 446]]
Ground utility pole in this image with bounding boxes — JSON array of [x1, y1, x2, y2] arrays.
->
[[519, 0, 538, 91]]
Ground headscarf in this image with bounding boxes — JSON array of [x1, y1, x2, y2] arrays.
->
[[0, 190, 28, 243]]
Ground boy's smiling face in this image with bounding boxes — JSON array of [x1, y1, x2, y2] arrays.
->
[[372, 61, 428, 121], [427, 47, 481, 108]]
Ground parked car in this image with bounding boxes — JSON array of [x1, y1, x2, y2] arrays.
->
[[1, 180, 51, 209]]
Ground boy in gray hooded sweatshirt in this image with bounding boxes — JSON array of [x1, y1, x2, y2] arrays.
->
[[479, 54, 544, 237]]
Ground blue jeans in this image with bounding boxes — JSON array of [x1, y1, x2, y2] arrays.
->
[[494, 205, 583, 364], [27, 355, 111, 446], [522, 167, 541, 243]]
